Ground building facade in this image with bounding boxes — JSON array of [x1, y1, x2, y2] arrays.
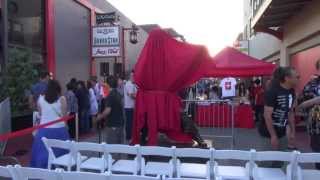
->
[[243, 0, 320, 92], [0, 0, 148, 89]]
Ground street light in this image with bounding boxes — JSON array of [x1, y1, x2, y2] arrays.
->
[[128, 24, 138, 44], [121, 24, 139, 76]]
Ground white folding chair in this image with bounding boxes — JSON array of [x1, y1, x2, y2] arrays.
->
[[140, 146, 175, 177], [164, 178, 203, 180], [296, 153, 320, 180], [175, 148, 212, 180], [42, 137, 87, 171], [59, 170, 109, 180], [251, 151, 297, 180], [110, 174, 161, 180], [74, 142, 112, 172], [213, 149, 254, 180], [13, 165, 60, 180], [106, 144, 140, 175], [0, 165, 18, 180]]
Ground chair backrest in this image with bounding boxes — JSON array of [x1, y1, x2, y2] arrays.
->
[[42, 137, 73, 161], [252, 151, 295, 162], [110, 174, 161, 180], [213, 149, 252, 161], [42, 137, 72, 150], [175, 148, 211, 159], [14, 165, 59, 180], [60, 171, 109, 180], [105, 144, 138, 155], [74, 141, 105, 153], [140, 146, 175, 157], [297, 153, 320, 163], [0, 165, 17, 180]]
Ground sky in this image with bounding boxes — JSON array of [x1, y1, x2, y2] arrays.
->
[[107, 0, 244, 55]]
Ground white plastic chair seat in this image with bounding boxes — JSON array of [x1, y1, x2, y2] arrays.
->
[[215, 166, 248, 179], [179, 163, 208, 178], [80, 157, 114, 171], [52, 153, 87, 167], [111, 160, 138, 174], [145, 162, 173, 176], [301, 169, 320, 180], [253, 167, 286, 180]]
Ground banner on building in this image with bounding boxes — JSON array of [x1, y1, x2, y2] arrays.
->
[[92, 26, 121, 57]]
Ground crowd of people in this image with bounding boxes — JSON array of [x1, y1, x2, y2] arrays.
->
[[28, 71, 137, 168], [25, 59, 320, 170]]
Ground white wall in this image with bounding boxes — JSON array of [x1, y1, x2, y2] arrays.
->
[[242, 0, 281, 60], [249, 32, 281, 60]]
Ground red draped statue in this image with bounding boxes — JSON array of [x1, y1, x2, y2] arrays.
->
[[132, 29, 212, 145]]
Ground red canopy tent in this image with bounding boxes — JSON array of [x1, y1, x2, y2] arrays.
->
[[205, 47, 276, 77], [132, 29, 212, 145]]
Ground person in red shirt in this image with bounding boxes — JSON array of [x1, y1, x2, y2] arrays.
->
[[253, 79, 264, 122]]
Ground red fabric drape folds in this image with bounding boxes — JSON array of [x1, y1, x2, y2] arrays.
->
[[132, 29, 211, 145], [205, 47, 276, 77]]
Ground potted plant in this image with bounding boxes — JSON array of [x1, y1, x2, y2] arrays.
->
[[2, 47, 38, 131]]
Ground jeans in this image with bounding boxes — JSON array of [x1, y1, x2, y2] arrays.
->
[[254, 105, 264, 122], [125, 108, 134, 140], [67, 112, 76, 138], [260, 135, 288, 168], [79, 109, 90, 134], [311, 134, 320, 170], [105, 127, 124, 144]]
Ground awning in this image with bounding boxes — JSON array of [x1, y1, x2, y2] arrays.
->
[[205, 47, 276, 77]]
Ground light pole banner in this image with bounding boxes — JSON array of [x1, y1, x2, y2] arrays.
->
[[92, 26, 121, 57]]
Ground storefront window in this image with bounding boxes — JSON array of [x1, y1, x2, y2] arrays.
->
[[7, 0, 45, 66]]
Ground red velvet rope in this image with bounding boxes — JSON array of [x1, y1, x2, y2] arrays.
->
[[0, 115, 74, 141]]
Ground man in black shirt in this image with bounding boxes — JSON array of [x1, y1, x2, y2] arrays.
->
[[260, 67, 299, 167], [97, 76, 124, 144]]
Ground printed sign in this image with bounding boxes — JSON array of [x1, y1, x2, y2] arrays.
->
[[92, 47, 121, 57], [96, 12, 117, 24], [92, 26, 121, 57]]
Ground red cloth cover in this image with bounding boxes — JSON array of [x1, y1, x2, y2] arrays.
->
[[235, 105, 254, 129], [205, 47, 276, 77], [132, 29, 211, 145]]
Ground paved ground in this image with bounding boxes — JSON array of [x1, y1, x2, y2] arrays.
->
[[84, 126, 311, 152]]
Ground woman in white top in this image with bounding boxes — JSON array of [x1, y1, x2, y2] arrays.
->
[[30, 80, 70, 168], [87, 80, 98, 129]]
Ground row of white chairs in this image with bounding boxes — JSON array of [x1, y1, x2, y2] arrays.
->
[[0, 165, 162, 180], [42, 137, 320, 180]]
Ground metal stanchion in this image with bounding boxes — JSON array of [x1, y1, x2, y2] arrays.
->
[[75, 113, 79, 142], [98, 122, 102, 144], [231, 102, 235, 149]]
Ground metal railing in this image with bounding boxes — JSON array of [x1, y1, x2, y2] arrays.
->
[[252, 0, 266, 18], [183, 99, 235, 149]]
